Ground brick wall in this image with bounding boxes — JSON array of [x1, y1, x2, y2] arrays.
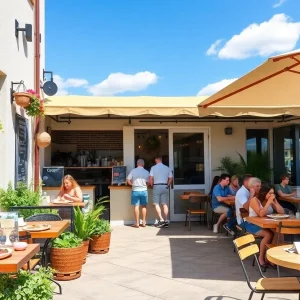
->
[[51, 130, 123, 150]]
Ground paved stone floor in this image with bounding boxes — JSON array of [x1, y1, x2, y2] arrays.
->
[[54, 223, 300, 300]]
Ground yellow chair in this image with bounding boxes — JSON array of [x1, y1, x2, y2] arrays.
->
[[233, 234, 300, 300]]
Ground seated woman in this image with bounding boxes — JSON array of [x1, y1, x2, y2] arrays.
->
[[275, 174, 297, 214], [244, 182, 284, 267], [229, 175, 240, 196], [56, 175, 83, 203]]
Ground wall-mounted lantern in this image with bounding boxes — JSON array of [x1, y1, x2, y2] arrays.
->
[[15, 20, 32, 42]]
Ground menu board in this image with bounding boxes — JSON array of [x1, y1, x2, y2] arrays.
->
[[112, 166, 127, 185], [15, 114, 28, 187]]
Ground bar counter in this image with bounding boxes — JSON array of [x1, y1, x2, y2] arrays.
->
[[109, 185, 158, 225]]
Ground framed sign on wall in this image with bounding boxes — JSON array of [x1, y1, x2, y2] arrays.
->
[[15, 114, 29, 187]]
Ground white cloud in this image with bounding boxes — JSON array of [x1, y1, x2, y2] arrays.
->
[[273, 0, 286, 8], [53, 75, 88, 95], [207, 14, 300, 59], [87, 71, 158, 96], [197, 78, 238, 96], [206, 39, 222, 55]]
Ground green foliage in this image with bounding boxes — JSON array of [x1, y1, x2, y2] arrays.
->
[[215, 152, 272, 182], [0, 267, 54, 300], [74, 197, 108, 241], [214, 156, 244, 177], [90, 219, 111, 237], [242, 151, 272, 182], [51, 232, 82, 249], [0, 182, 58, 219], [0, 120, 3, 132]]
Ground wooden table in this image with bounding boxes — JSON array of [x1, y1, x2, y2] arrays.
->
[[0, 244, 40, 273], [19, 220, 69, 267], [19, 220, 70, 239], [49, 202, 86, 208], [224, 198, 235, 206], [180, 193, 206, 200], [279, 196, 300, 204], [246, 216, 300, 229], [267, 244, 300, 271]]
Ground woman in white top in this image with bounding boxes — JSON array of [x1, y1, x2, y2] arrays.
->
[[245, 183, 284, 267]]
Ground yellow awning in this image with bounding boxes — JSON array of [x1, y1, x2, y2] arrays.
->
[[198, 49, 300, 117], [45, 96, 208, 117]]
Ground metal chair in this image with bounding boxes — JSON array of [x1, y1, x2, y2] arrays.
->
[[233, 234, 300, 300], [25, 213, 62, 222]]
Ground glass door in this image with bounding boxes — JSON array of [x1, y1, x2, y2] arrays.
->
[[169, 128, 209, 221]]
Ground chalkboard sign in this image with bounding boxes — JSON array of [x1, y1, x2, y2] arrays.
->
[[15, 114, 28, 187], [112, 166, 127, 185], [42, 167, 64, 187]]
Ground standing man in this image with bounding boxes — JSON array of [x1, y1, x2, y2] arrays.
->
[[149, 156, 173, 228], [127, 159, 150, 228]]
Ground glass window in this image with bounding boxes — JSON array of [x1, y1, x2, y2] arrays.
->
[[173, 133, 205, 185], [246, 129, 269, 158]]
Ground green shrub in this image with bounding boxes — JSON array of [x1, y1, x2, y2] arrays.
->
[[51, 232, 82, 249], [0, 267, 54, 300], [90, 219, 111, 236], [0, 182, 58, 219]]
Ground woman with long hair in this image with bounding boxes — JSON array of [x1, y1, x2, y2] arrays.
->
[[56, 175, 83, 202], [245, 181, 284, 267]]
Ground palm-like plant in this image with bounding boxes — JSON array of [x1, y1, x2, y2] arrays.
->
[[214, 156, 244, 177], [74, 196, 109, 241]]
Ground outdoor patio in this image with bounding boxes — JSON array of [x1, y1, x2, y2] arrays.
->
[[54, 223, 300, 300]]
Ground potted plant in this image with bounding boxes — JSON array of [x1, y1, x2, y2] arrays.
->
[[50, 232, 83, 281], [74, 203, 107, 264], [0, 267, 55, 300], [13, 89, 46, 117], [89, 219, 112, 254]]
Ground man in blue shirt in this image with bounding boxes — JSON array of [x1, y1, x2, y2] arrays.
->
[[212, 173, 236, 235]]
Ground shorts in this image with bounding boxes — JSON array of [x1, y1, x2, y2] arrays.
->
[[243, 221, 261, 234], [213, 205, 233, 218], [153, 185, 168, 205], [131, 190, 148, 206]]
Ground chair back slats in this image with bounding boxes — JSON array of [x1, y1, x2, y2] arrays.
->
[[189, 195, 208, 204], [276, 221, 300, 235], [234, 234, 255, 248], [25, 213, 62, 222], [238, 244, 259, 260]]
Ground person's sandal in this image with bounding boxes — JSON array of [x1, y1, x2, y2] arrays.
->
[[131, 224, 139, 228], [141, 223, 146, 227]]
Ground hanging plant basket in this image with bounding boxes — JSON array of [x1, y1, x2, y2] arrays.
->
[[36, 132, 51, 148], [13, 92, 31, 108]]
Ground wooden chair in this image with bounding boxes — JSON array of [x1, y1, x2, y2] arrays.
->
[[185, 195, 209, 230], [233, 234, 300, 300], [266, 221, 300, 277], [207, 195, 225, 232]]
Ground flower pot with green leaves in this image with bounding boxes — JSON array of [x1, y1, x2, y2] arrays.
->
[[13, 89, 46, 117], [0, 267, 55, 300], [74, 202, 107, 264], [90, 219, 112, 254], [50, 232, 83, 281]]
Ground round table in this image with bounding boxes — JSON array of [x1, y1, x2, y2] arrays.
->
[[267, 244, 300, 271]]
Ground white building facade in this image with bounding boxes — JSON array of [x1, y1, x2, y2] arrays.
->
[[0, 0, 45, 189]]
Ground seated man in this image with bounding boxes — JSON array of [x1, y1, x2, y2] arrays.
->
[[212, 173, 236, 235], [275, 174, 297, 214]]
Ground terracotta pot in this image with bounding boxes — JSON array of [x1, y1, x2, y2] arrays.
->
[[90, 232, 111, 254], [50, 244, 84, 281], [13, 92, 31, 108], [82, 240, 90, 264], [36, 132, 51, 148]]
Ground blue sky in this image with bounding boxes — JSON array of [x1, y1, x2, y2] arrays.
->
[[45, 0, 300, 96]]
